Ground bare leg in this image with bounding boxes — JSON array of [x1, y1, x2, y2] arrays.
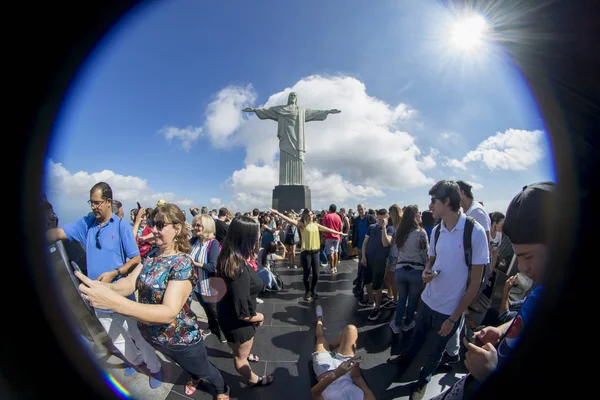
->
[[384, 268, 397, 300], [314, 316, 331, 353], [330, 325, 358, 356], [374, 289, 383, 308], [229, 339, 259, 383], [366, 283, 373, 303]]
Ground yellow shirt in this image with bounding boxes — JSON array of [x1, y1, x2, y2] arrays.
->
[[301, 222, 320, 251]]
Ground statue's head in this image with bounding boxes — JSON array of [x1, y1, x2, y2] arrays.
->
[[287, 92, 298, 105]]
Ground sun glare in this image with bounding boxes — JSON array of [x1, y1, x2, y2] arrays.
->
[[450, 14, 488, 52]]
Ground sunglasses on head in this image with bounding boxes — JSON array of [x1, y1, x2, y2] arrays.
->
[[153, 220, 172, 231]]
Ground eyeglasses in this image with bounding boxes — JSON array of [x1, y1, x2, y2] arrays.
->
[[88, 199, 107, 208], [153, 220, 173, 231]]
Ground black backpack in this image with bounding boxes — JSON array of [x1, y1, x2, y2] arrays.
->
[[432, 216, 490, 295]]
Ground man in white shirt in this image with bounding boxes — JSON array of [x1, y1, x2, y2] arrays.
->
[[387, 180, 489, 400], [441, 180, 492, 365]]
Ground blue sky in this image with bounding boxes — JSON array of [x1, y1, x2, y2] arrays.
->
[[45, 0, 554, 224]]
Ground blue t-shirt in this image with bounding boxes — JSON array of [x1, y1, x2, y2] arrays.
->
[[496, 285, 543, 366], [356, 217, 369, 250], [62, 214, 141, 309], [261, 220, 276, 246], [365, 223, 395, 259]]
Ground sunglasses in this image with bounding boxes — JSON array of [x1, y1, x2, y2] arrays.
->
[[153, 220, 173, 231]]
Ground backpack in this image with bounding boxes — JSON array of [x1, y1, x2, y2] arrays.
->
[[433, 216, 490, 295]]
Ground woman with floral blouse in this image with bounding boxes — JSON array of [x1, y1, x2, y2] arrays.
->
[[77, 203, 230, 399]]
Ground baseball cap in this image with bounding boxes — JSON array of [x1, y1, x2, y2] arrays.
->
[[376, 208, 388, 215], [156, 199, 166, 206], [503, 181, 556, 245]]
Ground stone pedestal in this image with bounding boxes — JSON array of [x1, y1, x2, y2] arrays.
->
[[272, 185, 311, 213]]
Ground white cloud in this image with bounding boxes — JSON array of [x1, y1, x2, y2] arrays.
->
[[204, 84, 256, 146], [158, 126, 203, 152], [215, 75, 437, 206], [446, 129, 545, 171], [45, 159, 194, 221], [209, 198, 223, 208]]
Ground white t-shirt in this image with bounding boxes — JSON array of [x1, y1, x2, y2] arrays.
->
[[423, 213, 490, 315], [465, 201, 490, 232]]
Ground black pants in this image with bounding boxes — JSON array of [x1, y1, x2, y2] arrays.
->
[[195, 291, 222, 338], [154, 339, 227, 394], [301, 249, 320, 293]]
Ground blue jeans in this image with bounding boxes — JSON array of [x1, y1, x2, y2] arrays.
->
[[153, 339, 227, 394], [393, 267, 424, 327], [400, 301, 462, 386]]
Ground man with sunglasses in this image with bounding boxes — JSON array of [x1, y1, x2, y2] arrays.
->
[[47, 182, 163, 388]]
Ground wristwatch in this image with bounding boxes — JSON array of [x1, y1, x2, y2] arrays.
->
[[114, 268, 122, 278]]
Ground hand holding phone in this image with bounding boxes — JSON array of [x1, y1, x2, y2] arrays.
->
[[137, 202, 142, 210]]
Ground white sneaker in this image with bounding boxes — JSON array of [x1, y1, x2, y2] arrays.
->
[[256, 298, 264, 304], [388, 320, 400, 334], [293, 265, 297, 269], [402, 320, 416, 331], [316, 305, 323, 319]]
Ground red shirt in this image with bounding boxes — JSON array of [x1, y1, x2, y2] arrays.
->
[[322, 212, 342, 240]]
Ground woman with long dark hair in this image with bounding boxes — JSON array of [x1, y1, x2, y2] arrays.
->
[[216, 216, 274, 388], [269, 208, 346, 301], [388, 205, 428, 335]]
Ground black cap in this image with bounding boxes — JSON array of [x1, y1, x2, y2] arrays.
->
[[376, 208, 388, 215], [503, 181, 556, 245]]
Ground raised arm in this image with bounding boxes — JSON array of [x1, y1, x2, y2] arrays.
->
[[269, 208, 298, 227], [316, 223, 346, 236]]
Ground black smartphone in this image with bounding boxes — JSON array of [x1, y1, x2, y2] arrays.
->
[[137, 201, 142, 210], [68, 261, 95, 314]]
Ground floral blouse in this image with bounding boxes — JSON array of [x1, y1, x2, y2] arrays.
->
[[136, 253, 201, 346]]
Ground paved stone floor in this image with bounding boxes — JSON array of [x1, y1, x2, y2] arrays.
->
[[85, 257, 471, 399]]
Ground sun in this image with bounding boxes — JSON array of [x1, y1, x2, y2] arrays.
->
[[449, 14, 489, 52]]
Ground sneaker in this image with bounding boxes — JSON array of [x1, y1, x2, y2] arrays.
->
[[386, 352, 410, 364], [321, 263, 329, 267], [441, 352, 460, 365], [256, 298, 264, 304], [201, 329, 212, 340], [316, 305, 323, 319], [292, 264, 297, 269], [311, 291, 319, 300], [402, 320, 416, 331], [382, 299, 397, 309], [410, 382, 428, 400], [149, 370, 162, 389], [388, 320, 400, 334], [304, 291, 313, 301], [124, 366, 136, 376], [367, 307, 382, 321], [358, 299, 374, 307]]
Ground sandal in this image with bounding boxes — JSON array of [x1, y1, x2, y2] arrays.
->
[[247, 375, 274, 388], [216, 384, 231, 399], [247, 354, 260, 363], [185, 378, 203, 396]]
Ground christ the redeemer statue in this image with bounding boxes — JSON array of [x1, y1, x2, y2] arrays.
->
[[243, 92, 341, 186]]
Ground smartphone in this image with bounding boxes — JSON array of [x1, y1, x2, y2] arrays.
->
[[137, 201, 142, 210]]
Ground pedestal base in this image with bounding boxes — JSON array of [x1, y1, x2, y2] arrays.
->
[[272, 185, 312, 213]]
